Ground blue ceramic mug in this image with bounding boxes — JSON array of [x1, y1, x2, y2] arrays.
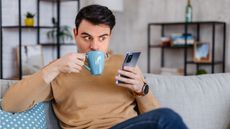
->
[[84, 51, 105, 75]]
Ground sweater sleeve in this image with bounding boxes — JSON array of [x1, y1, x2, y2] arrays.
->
[[135, 90, 160, 114], [2, 70, 53, 113]]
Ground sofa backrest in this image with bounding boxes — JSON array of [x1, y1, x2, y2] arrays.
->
[[144, 73, 230, 129]]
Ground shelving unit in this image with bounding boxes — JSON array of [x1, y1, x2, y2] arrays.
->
[[0, 0, 2, 79], [147, 21, 226, 75], [0, 0, 80, 79]]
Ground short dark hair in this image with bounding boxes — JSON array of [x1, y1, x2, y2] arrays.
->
[[75, 4, 116, 31]]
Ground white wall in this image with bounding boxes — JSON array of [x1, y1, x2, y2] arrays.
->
[[1, 0, 230, 78]]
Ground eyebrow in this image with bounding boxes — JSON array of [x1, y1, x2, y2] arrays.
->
[[80, 32, 109, 37], [81, 32, 91, 36], [99, 34, 109, 37]]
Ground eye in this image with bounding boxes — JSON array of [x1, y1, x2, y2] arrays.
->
[[82, 36, 91, 41], [99, 36, 107, 42]]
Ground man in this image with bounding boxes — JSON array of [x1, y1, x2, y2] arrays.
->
[[2, 5, 188, 129]]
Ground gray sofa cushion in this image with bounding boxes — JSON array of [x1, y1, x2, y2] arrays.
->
[[144, 73, 230, 129]]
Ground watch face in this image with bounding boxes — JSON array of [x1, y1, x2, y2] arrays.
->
[[143, 84, 149, 95]]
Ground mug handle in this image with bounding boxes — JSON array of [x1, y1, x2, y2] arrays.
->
[[84, 54, 91, 71], [84, 64, 91, 71]]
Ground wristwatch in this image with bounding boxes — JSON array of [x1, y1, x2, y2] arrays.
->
[[135, 82, 149, 96]]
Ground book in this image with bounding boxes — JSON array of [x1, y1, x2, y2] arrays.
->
[[171, 33, 195, 45]]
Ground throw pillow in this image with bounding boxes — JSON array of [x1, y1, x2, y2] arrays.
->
[[0, 102, 47, 129]]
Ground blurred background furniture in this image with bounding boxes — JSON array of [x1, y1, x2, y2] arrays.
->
[[0, 0, 80, 79], [147, 21, 226, 75]]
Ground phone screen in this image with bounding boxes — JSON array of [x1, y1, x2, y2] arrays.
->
[[116, 52, 141, 84]]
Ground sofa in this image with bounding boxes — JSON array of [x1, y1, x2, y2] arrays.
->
[[1, 73, 230, 129]]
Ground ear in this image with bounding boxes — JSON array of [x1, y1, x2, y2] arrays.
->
[[73, 28, 78, 36]]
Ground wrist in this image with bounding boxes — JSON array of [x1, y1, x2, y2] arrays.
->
[[134, 82, 149, 96], [135, 82, 144, 93], [42, 60, 60, 84]]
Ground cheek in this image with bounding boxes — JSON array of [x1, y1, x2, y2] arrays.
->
[[76, 38, 90, 50], [77, 41, 89, 48], [100, 40, 110, 51]]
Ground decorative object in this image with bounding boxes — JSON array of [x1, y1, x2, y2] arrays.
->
[[24, 12, 35, 26], [46, 25, 73, 43], [193, 42, 211, 63], [0, 102, 47, 129], [195, 69, 208, 75], [17, 45, 44, 76], [171, 33, 195, 46], [47, 0, 73, 43], [185, 0, 192, 22], [160, 37, 172, 46]]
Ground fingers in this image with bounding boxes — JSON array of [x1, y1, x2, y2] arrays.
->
[[115, 75, 137, 85], [115, 76, 141, 92], [67, 60, 84, 73], [72, 63, 82, 71], [117, 82, 136, 91], [67, 53, 85, 61], [58, 52, 86, 74], [73, 58, 84, 67], [61, 62, 80, 73], [118, 69, 137, 79], [69, 67, 80, 73], [118, 66, 142, 81], [75, 53, 86, 61], [115, 66, 144, 93], [123, 66, 138, 74]]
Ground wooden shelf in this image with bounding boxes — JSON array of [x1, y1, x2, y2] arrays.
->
[[149, 21, 226, 26], [2, 25, 56, 29], [186, 61, 223, 65], [40, 43, 76, 46], [39, 0, 79, 2], [150, 44, 193, 48]]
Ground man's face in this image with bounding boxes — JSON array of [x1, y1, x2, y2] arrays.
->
[[73, 19, 111, 53]]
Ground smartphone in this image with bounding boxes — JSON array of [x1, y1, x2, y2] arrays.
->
[[116, 52, 141, 84]]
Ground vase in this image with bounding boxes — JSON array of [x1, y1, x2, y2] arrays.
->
[[24, 18, 34, 26]]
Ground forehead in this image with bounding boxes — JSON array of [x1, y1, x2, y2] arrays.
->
[[78, 20, 111, 36]]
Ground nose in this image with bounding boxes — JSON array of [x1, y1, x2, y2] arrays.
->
[[90, 41, 99, 51]]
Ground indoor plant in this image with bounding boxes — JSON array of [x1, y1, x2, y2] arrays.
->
[[24, 12, 35, 26], [195, 69, 208, 75], [47, 25, 73, 43]]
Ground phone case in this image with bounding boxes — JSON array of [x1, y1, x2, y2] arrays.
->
[[116, 52, 141, 84]]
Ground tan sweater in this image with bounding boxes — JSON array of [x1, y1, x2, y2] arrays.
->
[[2, 55, 159, 129]]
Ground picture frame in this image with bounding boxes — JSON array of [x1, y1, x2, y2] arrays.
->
[[17, 45, 44, 76], [193, 42, 211, 63]]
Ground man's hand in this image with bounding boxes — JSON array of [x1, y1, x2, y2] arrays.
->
[[42, 53, 85, 84], [55, 53, 85, 73], [115, 66, 145, 94]]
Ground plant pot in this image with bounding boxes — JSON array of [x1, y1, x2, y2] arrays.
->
[[24, 18, 34, 26]]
